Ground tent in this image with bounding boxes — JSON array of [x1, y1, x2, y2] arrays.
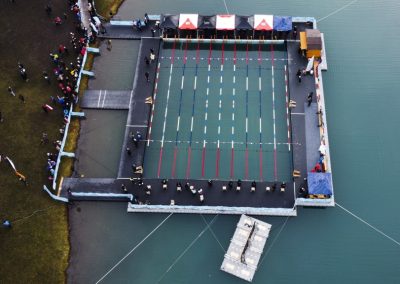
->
[[307, 172, 333, 196], [198, 15, 216, 38], [235, 15, 253, 38], [179, 14, 199, 30], [179, 14, 199, 38], [273, 16, 292, 31], [216, 14, 236, 38], [160, 14, 179, 37], [273, 16, 292, 39], [253, 14, 273, 39]]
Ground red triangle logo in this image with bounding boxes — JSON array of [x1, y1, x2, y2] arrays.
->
[[180, 18, 197, 30], [256, 19, 272, 30]]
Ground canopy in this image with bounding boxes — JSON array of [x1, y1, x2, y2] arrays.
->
[[160, 14, 179, 29], [273, 16, 292, 31], [198, 15, 216, 29], [236, 15, 253, 30], [253, 14, 273, 31], [216, 14, 236, 30], [179, 14, 199, 30], [307, 173, 333, 195]]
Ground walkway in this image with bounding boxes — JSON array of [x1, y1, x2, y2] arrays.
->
[[81, 90, 131, 109]]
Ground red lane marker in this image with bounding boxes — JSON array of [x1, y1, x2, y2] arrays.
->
[[270, 43, 274, 64], [259, 147, 263, 181], [196, 42, 200, 64], [157, 147, 163, 178], [246, 42, 249, 64], [233, 42, 237, 65], [171, 40, 176, 64], [230, 147, 234, 178], [183, 40, 188, 64], [208, 41, 212, 65], [186, 146, 192, 179], [201, 147, 206, 177], [245, 147, 249, 179], [171, 146, 178, 178], [215, 148, 220, 178], [221, 42, 225, 65]]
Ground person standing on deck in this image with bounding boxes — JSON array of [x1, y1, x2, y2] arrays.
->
[[8, 86, 16, 96], [307, 92, 313, 107], [145, 71, 150, 82]]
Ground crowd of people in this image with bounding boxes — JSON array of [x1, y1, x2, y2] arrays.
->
[[1, 1, 95, 184], [41, 1, 95, 182]]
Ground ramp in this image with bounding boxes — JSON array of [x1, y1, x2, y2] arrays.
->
[[81, 90, 132, 109]]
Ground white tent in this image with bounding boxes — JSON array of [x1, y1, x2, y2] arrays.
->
[[253, 14, 273, 31], [216, 15, 236, 30], [179, 14, 199, 30]]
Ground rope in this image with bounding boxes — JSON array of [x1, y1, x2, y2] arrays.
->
[[95, 213, 173, 284], [200, 214, 226, 253], [156, 214, 219, 283], [222, 0, 230, 14], [317, 0, 359, 22], [336, 202, 400, 247], [258, 216, 290, 267]]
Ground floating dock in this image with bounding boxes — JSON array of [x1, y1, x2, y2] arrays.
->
[[221, 215, 271, 282], [47, 14, 335, 216]]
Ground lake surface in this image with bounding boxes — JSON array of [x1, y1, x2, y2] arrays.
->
[[68, 0, 400, 283]]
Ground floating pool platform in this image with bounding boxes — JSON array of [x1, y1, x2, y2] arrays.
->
[[50, 15, 335, 216], [221, 215, 271, 282]]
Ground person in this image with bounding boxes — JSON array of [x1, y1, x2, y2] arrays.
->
[[106, 39, 112, 51], [126, 147, 131, 155], [18, 94, 25, 103], [144, 56, 150, 65], [296, 69, 302, 83], [0, 111, 3, 122], [151, 28, 155, 37], [150, 52, 155, 63], [121, 184, 128, 193], [54, 16, 62, 25], [2, 220, 11, 228], [307, 92, 313, 107], [45, 4, 52, 15], [208, 179, 213, 186], [20, 68, 28, 81], [8, 86, 16, 96], [145, 71, 149, 82], [43, 71, 51, 84]]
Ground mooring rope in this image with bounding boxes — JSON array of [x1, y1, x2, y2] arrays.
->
[[335, 202, 400, 247], [317, 0, 359, 22], [258, 216, 291, 267], [95, 213, 173, 284], [200, 214, 226, 253], [157, 214, 219, 283]]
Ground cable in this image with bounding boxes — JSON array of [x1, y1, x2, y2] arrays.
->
[[95, 213, 173, 284], [258, 216, 290, 267], [200, 214, 226, 253], [157, 214, 219, 283], [222, 0, 230, 14], [336, 202, 400, 247], [317, 0, 359, 23]]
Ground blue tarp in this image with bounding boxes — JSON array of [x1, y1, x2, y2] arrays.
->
[[273, 16, 292, 31], [307, 172, 333, 195]]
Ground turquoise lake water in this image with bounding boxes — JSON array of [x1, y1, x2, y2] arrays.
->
[[68, 1, 400, 283]]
